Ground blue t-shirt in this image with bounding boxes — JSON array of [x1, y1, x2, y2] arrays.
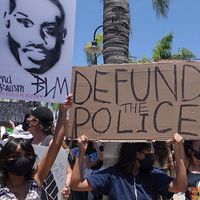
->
[[87, 165, 173, 200]]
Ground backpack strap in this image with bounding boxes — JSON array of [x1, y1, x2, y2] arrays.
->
[[41, 134, 53, 146]]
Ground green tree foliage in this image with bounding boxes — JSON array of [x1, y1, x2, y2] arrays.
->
[[153, 33, 196, 61], [173, 48, 196, 60], [153, 32, 173, 61], [85, 32, 103, 65], [95, 32, 103, 46], [152, 0, 170, 17], [129, 56, 152, 64]]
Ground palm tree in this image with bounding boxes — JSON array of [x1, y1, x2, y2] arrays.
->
[[103, 0, 171, 64], [152, 0, 170, 17], [153, 32, 196, 61], [102, 0, 172, 168], [103, 0, 130, 64], [153, 32, 173, 61]]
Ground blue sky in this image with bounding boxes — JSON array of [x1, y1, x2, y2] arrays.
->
[[73, 0, 200, 66]]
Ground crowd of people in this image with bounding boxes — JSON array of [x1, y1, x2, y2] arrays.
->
[[0, 96, 200, 200], [0, 95, 73, 200]]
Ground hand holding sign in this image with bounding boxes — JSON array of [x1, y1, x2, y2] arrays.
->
[[77, 135, 88, 154]]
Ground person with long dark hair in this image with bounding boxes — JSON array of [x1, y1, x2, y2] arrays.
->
[[70, 133, 187, 200], [154, 141, 174, 177]]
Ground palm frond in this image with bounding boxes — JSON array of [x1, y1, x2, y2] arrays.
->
[[152, 0, 171, 17]]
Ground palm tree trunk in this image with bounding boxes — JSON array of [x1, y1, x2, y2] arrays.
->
[[102, 0, 171, 171], [102, 0, 130, 170], [103, 0, 130, 64]]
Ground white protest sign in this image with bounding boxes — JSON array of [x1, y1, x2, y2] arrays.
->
[[0, 0, 76, 103]]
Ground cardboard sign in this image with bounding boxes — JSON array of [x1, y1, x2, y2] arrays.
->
[[0, 0, 76, 103], [0, 140, 68, 200], [69, 61, 200, 140], [0, 101, 28, 124]]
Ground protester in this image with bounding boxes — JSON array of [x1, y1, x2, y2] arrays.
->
[[85, 140, 104, 200], [85, 140, 103, 174], [154, 141, 174, 177], [22, 105, 55, 146], [60, 138, 74, 200], [153, 141, 175, 200], [22, 105, 55, 198], [184, 140, 200, 200], [61, 164, 73, 200], [0, 95, 73, 199], [22, 102, 72, 199], [64, 140, 88, 200], [70, 133, 187, 200]]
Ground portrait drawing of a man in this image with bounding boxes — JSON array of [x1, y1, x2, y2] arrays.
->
[[4, 0, 67, 74]]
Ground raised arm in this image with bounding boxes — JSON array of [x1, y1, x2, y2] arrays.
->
[[70, 135, 93, 191], [168, 133, 187, 193], [61, 164, 72, 200], [34, 94, 73, 186]]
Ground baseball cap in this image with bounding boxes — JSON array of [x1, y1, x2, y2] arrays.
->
[[30, 106, 54, 126]]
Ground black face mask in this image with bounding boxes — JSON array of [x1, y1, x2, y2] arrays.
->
[[22, 121, 30, 131], [22, 114, 31, 131], [139, 153, 155, 170], [6, 156, 34, 176], [193, 149, 200, 160]]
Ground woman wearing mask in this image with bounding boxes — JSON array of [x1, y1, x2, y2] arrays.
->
[[184, 140, 200, 200], [70, 133, 187, 200], [22, 98, 73, 199], [22, 106, 55, 146], [0, 95, 73, 200]]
